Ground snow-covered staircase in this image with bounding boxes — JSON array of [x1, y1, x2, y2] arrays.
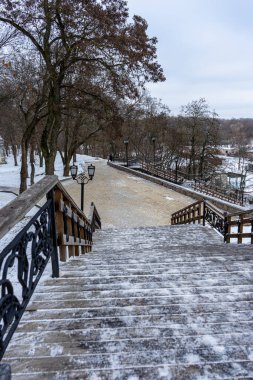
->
[[3, 225, 253, 379]]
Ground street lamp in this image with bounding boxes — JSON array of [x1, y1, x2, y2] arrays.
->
[[174, 156, 179, 184], [124, 139, 129, 167], [151, 137, 156, 166], [70, 163, 95, 211]]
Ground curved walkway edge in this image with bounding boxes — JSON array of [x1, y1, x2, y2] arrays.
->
[[108, 162, 244, 214]]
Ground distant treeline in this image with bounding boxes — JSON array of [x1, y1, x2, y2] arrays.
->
[[220, 118, 253, 144]]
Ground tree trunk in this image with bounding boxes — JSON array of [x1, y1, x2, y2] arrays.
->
[[37, 148, 44, 167], [63, 160, 70, 176], [30, 143, 35, 186], [11, 144, 18, 166], [44, 154, 56, 175], [199, 138, 208, 179], [19, 141, 28, 193], [4, 143, 9, 156], [41, 83, 61, 175]]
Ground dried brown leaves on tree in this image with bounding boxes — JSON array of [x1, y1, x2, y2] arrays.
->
[[0, 0, 165, 179]]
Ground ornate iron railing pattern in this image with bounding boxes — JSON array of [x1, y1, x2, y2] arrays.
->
[[204, 202, 226, 236], [0, 191, 59, 360], [0, 176, 101, 360]]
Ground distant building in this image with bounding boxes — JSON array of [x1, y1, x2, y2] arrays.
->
[[0, 136, 6, 164]]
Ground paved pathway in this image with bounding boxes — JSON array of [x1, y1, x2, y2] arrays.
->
[[63, 160, 195, 228]]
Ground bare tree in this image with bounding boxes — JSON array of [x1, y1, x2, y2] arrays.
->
[[0, 0, 165, 175]]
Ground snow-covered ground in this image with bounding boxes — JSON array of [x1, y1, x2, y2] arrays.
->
[[0, 151, 101, 188], [219, 154, 253, 196], [0, 152, 103, 207]]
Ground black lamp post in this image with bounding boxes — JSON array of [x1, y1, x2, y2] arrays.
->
[[151, 137, 156, 166], [124, 139, 129, 167], [175, 156, 179, 184], [70, 163, 95, 211]]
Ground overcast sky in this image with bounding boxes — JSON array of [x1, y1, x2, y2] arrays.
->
[[127, 0, 253, 119]]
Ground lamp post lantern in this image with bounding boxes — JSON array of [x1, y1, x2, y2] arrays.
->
[[124, 139, 129, 167], [70, 163, 95, 211]]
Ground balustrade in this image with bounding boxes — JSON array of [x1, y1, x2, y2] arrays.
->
[[0, 176, 101, 359], [171, 199, 253, 245]]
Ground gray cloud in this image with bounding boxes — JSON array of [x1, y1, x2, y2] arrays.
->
[[127, 0, 253, 118]]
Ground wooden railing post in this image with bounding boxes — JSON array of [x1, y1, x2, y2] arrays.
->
[[47, 189, 59, 278], [224, 212, 229, 243], [238, 216, 243, 244], [251, 218, 253, 245], [202, 201, 206, 226]]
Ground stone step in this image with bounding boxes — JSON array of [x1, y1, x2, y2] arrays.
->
[[17, 317, 253, 334], [84, 245, 253, 259], [4, 349, 252, 375], [23, 292, 253, 319], [8, 324, 253, 346], [22, 300, 253, 326], [93, 225, 223, 246], [10, 362, 253, 380], [36, 277, 253, 296], [79, 253, 252, 265], [7, 331, 253, 353], [23, 298, 253, 321], [6, 337, 252, 359], [31, 283, 253, 301], [2, 224, 253, 379]]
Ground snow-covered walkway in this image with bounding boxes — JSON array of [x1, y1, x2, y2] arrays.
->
[[63, 160, 195, 228]]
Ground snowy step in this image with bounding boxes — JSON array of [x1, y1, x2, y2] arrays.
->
[[2, 224, 253, 379], [3, 346, 251, 371], [7, 362, 253, 380], [93, 224, 223, 247]]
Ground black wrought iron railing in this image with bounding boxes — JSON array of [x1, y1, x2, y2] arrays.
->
[[203, 201, 226, 236], [0, 176, 101, 360], [0, 191, 58, 359]]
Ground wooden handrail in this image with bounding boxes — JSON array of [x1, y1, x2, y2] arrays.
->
[[142, 162, 184, 184], [89, 202, 101, 232], [0, 176, 101, 359], [0, 176, 59, 240], [171, 200, 204, 226], [226, 208, 253, 218], [193, 182, 243, 205], [0, 176, 101, 259]]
